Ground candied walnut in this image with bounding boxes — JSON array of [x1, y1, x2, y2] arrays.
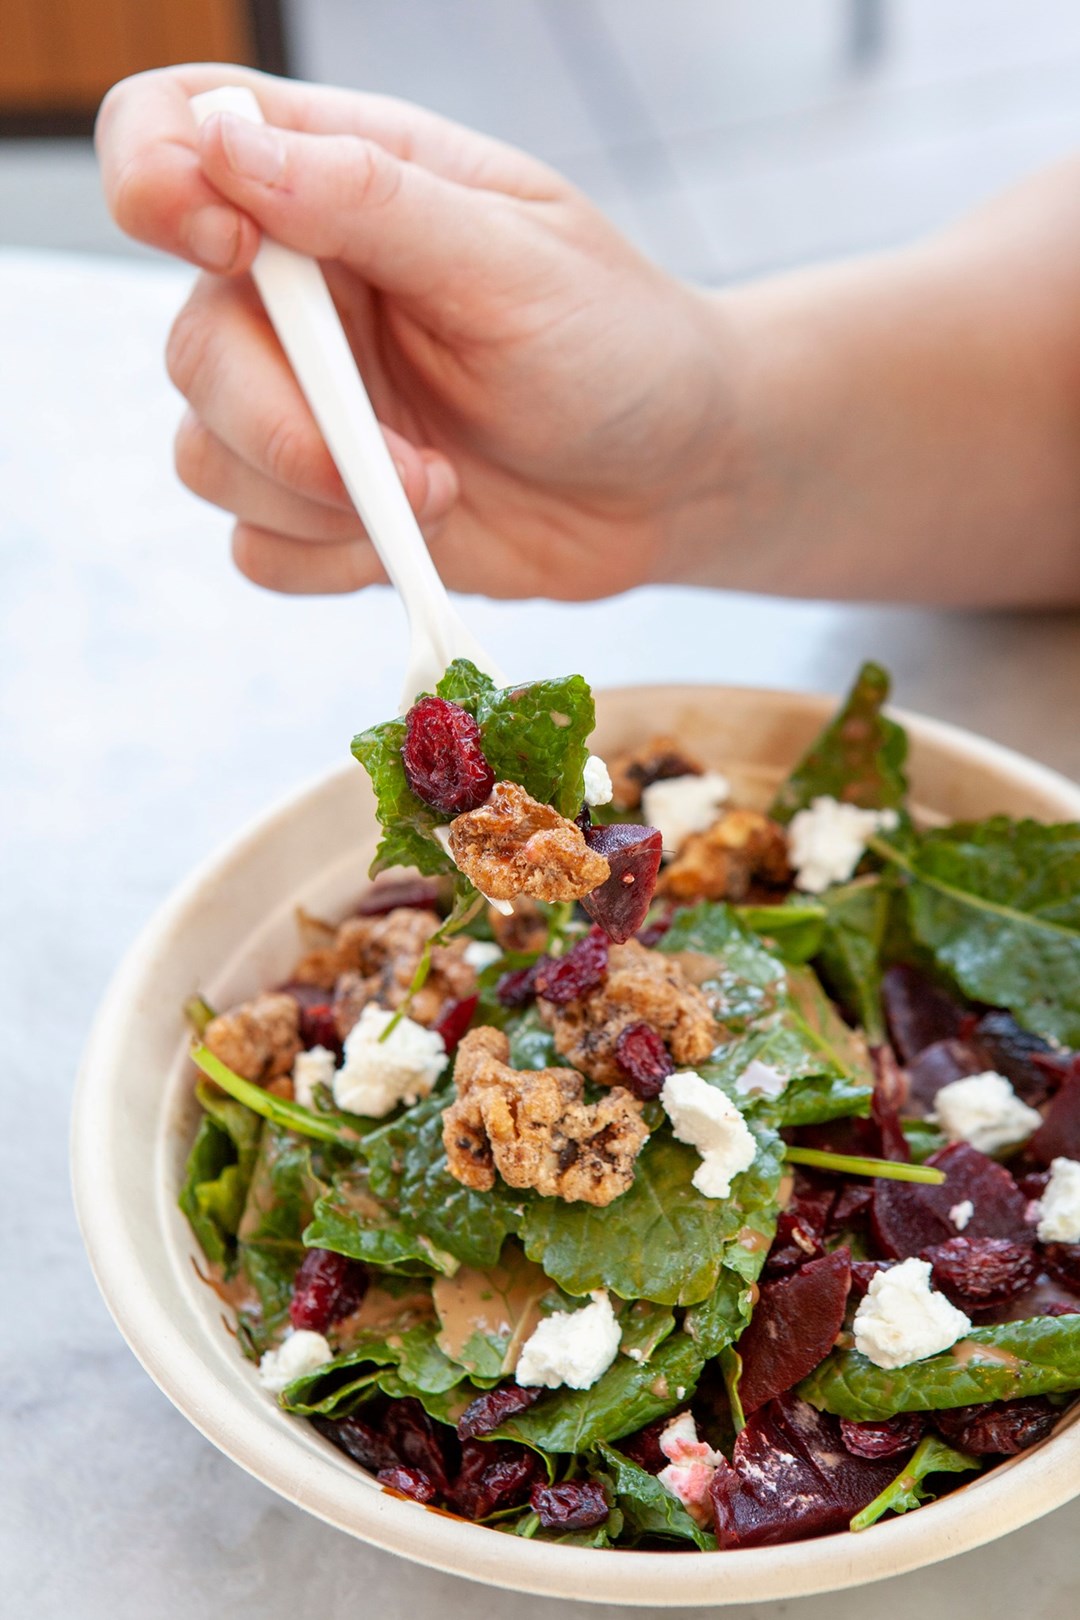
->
[[607, 734, 704, 811], [657, 808, 791, 903], [541, 939, 718, 1087], [204, 992, 301, 1083], [326, 907, 475, 1038], [443, 1026, 649, 1206], [448, 781, 609, 904], [490, 897, 548, 955]]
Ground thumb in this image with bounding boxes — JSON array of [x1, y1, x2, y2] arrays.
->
[[197, 112, 519, 308]]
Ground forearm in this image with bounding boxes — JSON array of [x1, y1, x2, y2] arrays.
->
[[683, 159, 1080, 606]]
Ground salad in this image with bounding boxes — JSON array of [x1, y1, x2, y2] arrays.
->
[[180, 661, 1080, 1549]]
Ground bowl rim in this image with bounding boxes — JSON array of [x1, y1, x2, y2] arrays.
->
[[71, 683, 1080, 1606]]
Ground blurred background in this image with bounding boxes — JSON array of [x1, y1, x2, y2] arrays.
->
[[6, 0, 1080, 281]]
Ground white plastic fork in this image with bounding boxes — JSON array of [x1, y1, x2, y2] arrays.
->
[[190, 86, 506, 711]]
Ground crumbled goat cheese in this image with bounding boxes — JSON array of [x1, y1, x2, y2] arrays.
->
[[332, 1003, 447, 1118], [949, 1199, 975, 1232], [463, 939, 503, 972], [433, 824, 513, 915], [641, 772, 731, 855], [1036, 1157, 1080, 1244], [258, 1329, 333, 1393], [657, 1411, 723, 1525], [853, 1257, 971, 1370], [932, 1071, 1042, 1155], [660, 1071, 758, 1199], [291, 1044, 338, 1109], [734, 1059, 788, 1100], [516, 1290, 622, 1390], [787, 796, 899, 893], [583, 755, 614, 808]]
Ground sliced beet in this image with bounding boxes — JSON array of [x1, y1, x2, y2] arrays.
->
[[355, 876, 446, 915], [1030, 1068, 1080, 1166], [882, 964, 967, 1063], [906, 1039, 990, 1114], [710, 1394, 902, 1548], [579, 824, 663, 943], [850, 1259, 894, 1298], [737, 1250, 851, 1415], [827, 1183, 874, 1237], [763, 1211, 826, 1279], [872, 1141, 1031, 1260], [972, 1011, 1062, 1107], [933, 1397, 1060, 1456]]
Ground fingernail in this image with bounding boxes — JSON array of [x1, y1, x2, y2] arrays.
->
[[220, 113, 286, 184], [421, 458, 458, 515], [183, 204, 241, 270], [393, 459, 409, 485]]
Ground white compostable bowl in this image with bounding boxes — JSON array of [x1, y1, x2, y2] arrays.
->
[[72, 685, 1080, 1606]]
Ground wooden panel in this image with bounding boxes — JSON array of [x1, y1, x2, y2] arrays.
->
[[0, 0, 256, 113]]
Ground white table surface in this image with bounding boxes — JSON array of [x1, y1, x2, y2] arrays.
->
[[4, 248, 1080, 1619]]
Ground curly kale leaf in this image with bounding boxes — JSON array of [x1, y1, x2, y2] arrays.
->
[[875, 818, 1080, 1047], [769, 661, 909, 824], [799, 1316, 1080, 1421], [850, 1434, 981, 1531]]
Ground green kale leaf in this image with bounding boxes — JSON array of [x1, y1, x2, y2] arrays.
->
[[876, 818, 1080, 1047], [683, 1269, 756, 1360], [850, 1434, 981, 1531], [769, 661, 909, 824], [659, 901, 788, 1031], [280, 1303, 466, 1416], [597, 1445, 716, 1549], [303, 1163, 459, 1275], [814, 875, 892, 1041], [799, 1315, 1080, 1421], [492, 1332, 704, 1453], [178, 1081, 261, 1268], [235, 1124, 333, 1353], [431, 1243, 560, 1379], [735, 900, 827, 965]]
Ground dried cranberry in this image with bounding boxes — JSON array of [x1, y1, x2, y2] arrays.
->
[[840, 1414, 924, 1459], [849, 1259, 894, 1298], [1043, 1301, 1080, 1316], [616, 1418, 669, 1474], [906, 1039, 989, 1115], [574, 803, 592, 835], [1042, 1242, 1080, 1294], [456, 1384, 541, 1440], [310, 1412, 399, 1474], [378, 1465, 439, 1503], [579, 824, 663, 943], [872, 1141, 1030, 1259], [737, 1250, 852, 1415], [530, 1480, 610, 1532], [972, 1011, 1061, 1107], [355, 876, 446, 915], [1030, 1068, 1080, 1166], [495, 962, 541, 1008], [298, 1002, 342, 1055], [881, 965, 967, 1062], [432, 993, 478, 1054], [534, 927, 609, 1004], [451, 1440, 542, 1519], [763, 1211, 826, 1278], [614, 1022, 675, 1100], [289, 1248, 367, 1332], [933, 1397, 1060, 1455], [401, 696, 495, 816], [382, 1398, 455, 1497], [710, 1394, 901, 1548], [923, 1236, 1038, 1315]]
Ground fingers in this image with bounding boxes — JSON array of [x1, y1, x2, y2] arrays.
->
[[231, 525, 388, 593], [195, 113, 528, 305], [97, 65, 561, 270]]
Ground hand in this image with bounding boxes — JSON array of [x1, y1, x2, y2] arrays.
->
[[97, 65, 732, 599]]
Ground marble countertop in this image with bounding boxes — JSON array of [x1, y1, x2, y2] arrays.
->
[[4, 248, 1080, 1620]]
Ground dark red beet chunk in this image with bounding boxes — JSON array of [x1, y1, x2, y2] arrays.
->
[[451, 1440, 542, 1519], [763, 1211, 826, 1278], [355, 876, 446, 915], [906, 1039, 990, 1114], [882, 964, 967, 1063], [530, 1481, 610, 1532], [382, 1399, 455, 1497], [310, 1413, 399, 1474], [378, 1465, 438, 1503], [737, 1250, 852, 1415], [432, 993, 478, 1054], [923, 1236, 1038, 1315], [933, 1397, 1060, 1455], [827, 1183, 874, 1237], [849, 1260, 894, 1298], [841, 1414, 924, 1459], [289, 1248, 367, 1332], [710, 1394, 901, 1549], [579, 824, 663, 943], [534, 926, 609, 1004], [616, 1418, 668, 1474], [873, 1141, 1030, 1260], [1030, 1068, 1080, 1166], [456, 1384, 542, 1440], [401, 695, 495, 816], [635, 917, 671, 948], [1043, 1243, 1080, 1294], [614, 1022, 675, 1100], [496, 962, 541, 1008]]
